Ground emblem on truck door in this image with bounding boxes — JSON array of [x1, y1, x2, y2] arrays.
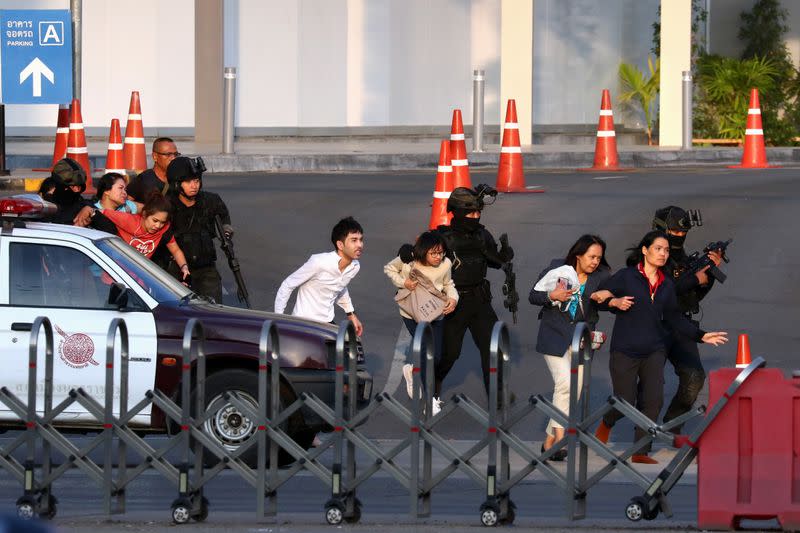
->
[[55, 324, 98, 369]]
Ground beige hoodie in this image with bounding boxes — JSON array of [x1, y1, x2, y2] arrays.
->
[[384, 256, 459, 320]]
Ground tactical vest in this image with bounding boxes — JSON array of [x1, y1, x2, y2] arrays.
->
[[439, 226, 489, 288]]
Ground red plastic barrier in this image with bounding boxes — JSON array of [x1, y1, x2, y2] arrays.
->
[[698, 368, 800, 530]]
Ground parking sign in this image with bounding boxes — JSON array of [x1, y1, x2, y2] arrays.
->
[[0, 10, 72, 104]]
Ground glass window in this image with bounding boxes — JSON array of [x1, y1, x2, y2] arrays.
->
[[9, 242, 133, 310]]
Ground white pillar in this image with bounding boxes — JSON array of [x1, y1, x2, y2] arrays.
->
[[500, 0, 533, 146], [659, 0, 692, 147]]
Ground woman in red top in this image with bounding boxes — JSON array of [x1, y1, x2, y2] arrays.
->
[[98, 192, 190, 281]]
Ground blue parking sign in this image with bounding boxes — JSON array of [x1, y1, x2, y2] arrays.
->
[[0, 10, 72, 104]]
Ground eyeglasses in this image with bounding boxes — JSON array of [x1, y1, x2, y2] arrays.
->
[[154, 151, 181, 157], [428, 250, 445, 257]]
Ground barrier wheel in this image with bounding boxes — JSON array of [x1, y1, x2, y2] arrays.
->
[[480, 505, 499, 527], [172, 500, 192, 524], [325, 502, 344, 525], [15, 496, 36, 520], [499, 505, 515, 525], [625, 497, 645, 522], [343, 504, 361, 524], [39, 494, 57, 519], [195, 496, 209, 522]]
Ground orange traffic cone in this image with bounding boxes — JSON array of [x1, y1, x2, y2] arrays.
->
[[581, 89, 629, 172], [729, 89, 777, 169], [449, 109, 472, 189], [104, 119, 127, 179], [123, 91, 147, 173], [429, 140, 454, 229], [66, 98, 94, 194], [736, 333, 752, 369], [50, 103, 70, 168], [496, 99, 543, 193]]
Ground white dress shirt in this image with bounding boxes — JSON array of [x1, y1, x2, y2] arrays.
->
[[274, 250, 360, 322]]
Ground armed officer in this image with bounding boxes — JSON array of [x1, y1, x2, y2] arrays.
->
[[436, 185, 514, 406], [652, 206, 724, 432], [164, 156, 233, 303]]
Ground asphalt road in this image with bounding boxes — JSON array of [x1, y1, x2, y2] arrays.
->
[[205, 166, 799, 439], [1, 166, 797, 530]]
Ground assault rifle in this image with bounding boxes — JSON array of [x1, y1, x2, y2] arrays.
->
[[499, 234, 519, 323], [214, 215, 251, 308], [682, 238, 733, 284]]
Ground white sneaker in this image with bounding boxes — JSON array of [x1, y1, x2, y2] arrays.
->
[[402, 364, 414, 399], [432, 396, 443, 417]]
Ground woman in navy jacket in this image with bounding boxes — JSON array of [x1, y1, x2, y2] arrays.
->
[[593, 230, 727, 463], [529, 235, 611, 460]]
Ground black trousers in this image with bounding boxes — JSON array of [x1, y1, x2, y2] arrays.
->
[[437, 287, 499, 397], [603, 349, 667, 455], [169, 263, 223, 304], [662, 322, 706, 431]]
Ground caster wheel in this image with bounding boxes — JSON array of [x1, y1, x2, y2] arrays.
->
[[499, 506, 515, 525], [625, 496, 646, 522], [480, 506, 499, 527], [343, 504, 361, 524], [38, 494, 57, 520], [325, 502, 344, 525], [172, 503, 192, 524], [195, 496, 209, 522], [15, 496, 36, 520]]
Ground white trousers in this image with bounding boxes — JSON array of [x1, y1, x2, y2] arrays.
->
[[543, 347, 583, 436]]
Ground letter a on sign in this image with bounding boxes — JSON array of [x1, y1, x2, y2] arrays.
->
[[39, 21, 63, 46]]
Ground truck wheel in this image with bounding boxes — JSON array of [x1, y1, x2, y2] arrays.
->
[[197, 369, 311, 468]]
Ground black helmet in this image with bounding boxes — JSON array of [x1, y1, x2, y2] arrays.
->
[[167, 156, 205, 193], [652, 206, 696, 232], [51, 158, 87, 192], [447, 187, 482, 213]]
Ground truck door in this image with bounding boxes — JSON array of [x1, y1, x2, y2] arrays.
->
[[0, 238, 158, 425]]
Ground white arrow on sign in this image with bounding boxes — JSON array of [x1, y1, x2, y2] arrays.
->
[[19, 57, 55, 98]]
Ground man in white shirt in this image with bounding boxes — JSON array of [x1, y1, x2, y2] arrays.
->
[[274, 217, 365, 336]]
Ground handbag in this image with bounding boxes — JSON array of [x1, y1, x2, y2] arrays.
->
[[394, 268, 449, 323]]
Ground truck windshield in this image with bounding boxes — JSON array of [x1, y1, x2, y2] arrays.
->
[[96, 237, 193, 303]]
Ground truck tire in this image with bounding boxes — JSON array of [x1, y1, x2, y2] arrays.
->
[[196, 368, 312, 467]]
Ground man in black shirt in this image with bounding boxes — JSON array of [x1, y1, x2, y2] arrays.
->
[[652, 206, 724, 432], [164, 156, 233, 303], [126, 137, 180, 201], [47, 158, 116, 234]]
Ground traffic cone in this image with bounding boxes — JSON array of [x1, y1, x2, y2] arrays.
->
[[50, 104, 70, 169], [429, 140, 454, 229], [581, 89, 629, 172], [65, 98, 94, 194], [736, 333, 752, 369], [729, 89, 778, 169], [449, 109, 472, 189], [123, 91, 147, 173], [104, 119, 127, 179], [496, 99, 543, 193]]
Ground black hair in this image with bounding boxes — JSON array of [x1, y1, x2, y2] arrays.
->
[[94, 172, 127, 203], [625, 230, 669, 267], [413, 231, 446, 266], [38, 177, 58, 196], [331, 216, 363, 247], [141, 191, 172, 220], [564, 234, 610, 270], [152, 137, 175, 153]]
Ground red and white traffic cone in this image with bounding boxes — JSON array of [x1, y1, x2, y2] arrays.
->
[[50, 103, 70, 169], [65, 98, 94, 194], [581, 89, 629, 171], [729, 88, 777, 169], [123, 91, 147, 173], [736, 333, 752, 369], [496, 99, 543, 193], [429, 140, 454, 229], [104, 119, 127, 179], [449, 109, 472, 189]]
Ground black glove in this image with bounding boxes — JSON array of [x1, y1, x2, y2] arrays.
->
[[499, 233, 514, 261], [397, 243, 414, 263]]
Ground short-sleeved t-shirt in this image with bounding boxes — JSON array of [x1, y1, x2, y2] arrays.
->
[[103, 209, 176, 258]]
